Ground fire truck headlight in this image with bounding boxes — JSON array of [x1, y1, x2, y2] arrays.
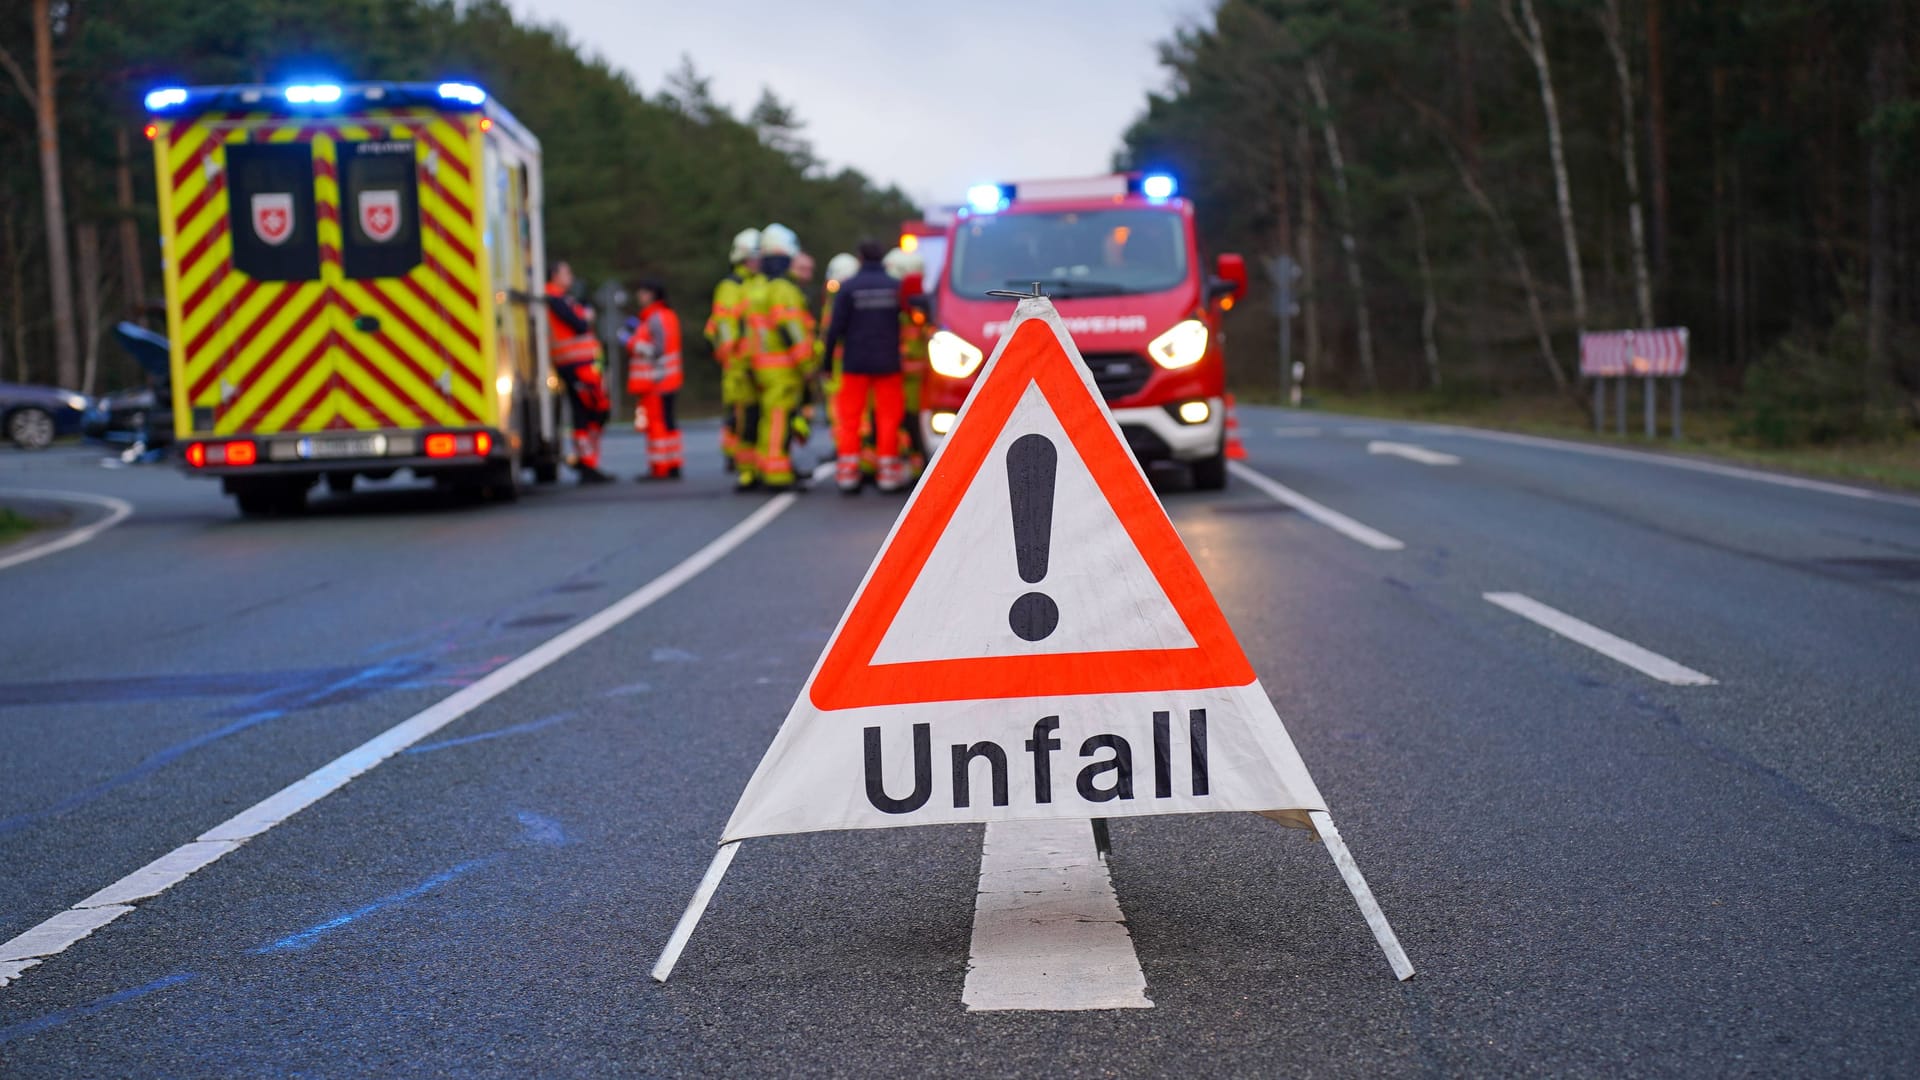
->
[[1147, 319, 1209, 369], [928, 330, 985, 379]]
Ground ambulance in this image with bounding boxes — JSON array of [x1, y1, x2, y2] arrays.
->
[[920, 173, 1246, 489], [143, 80, 562, 515]]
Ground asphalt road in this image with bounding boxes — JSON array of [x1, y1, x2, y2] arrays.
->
[[1, 410, 1916, 1077]]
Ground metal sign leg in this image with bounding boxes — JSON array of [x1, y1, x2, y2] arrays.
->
[[1644, 375, 1655, 438], [651, 841, 742, 983], [1308, 810, 1415, 981]]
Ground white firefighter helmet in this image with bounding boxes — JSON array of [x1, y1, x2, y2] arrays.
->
[[729, 228, 761, 264], [825, 252, 859, 284], [882, 246, 924, 280], [759, 223, 800, 257]]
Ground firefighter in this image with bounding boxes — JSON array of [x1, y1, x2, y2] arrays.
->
[[545, 260, 612, 483], [741, 223, 815, 492], [884, 247, 932, 477], [822, 240, 907, 494], [625, 277, 684, 480], [817, 252, 859, 446], [705, 228, 761, 473]]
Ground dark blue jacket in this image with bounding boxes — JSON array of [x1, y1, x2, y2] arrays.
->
[[823, 263, 902, 375]]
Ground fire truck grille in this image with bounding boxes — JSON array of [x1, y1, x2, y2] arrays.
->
[[1083, 353, 1153, 401]]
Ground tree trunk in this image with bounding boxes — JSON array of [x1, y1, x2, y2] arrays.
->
[[1645, 0, 1669, 279], [1599, 0, 1655, 328], [1866, 5, 1905, 391], [115, 126, 148, 325], [1407, 193, 1442, 389], [1305, 60, 1378, 392], [2, 213, 25, 382], [32, 0, 80, 389], [76, 221, 102, 395], [1712, 66, 1731, 370], [1396, 87, 1571, 394], [1297, 120, 1322, 383], [1504, 0, 1589, 332], [1455, 0, 1481, 174]]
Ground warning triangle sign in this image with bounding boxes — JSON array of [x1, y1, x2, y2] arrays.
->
[[719, 298, 1326, 843]]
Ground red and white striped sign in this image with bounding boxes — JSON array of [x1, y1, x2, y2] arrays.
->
[[1581, 327, 1689, 377]]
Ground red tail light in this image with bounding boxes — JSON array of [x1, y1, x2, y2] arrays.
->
[[474, 431, 492, 456], [425, 433, 458, 458], [185, 442, 207, 468], [223, 441, 258, 466]]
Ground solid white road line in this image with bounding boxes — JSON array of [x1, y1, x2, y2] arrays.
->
[[0, 491, 809, 990], [1484, 592, 1717, 686], [1367, 440, 1461, 466], [0, 489, 133, 572], [1229, 461, 1406, 551], [1425, 425, 1920, 507], [963, 820, 1152, 1012]]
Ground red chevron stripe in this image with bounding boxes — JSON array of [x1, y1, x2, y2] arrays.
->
[[331, 291, 460, 421], [333, 330, 423, 427], [185, 279, 259, 394], [170, 129, 224, 191], [423, 243, 480, 313], [188, 280, 294, 400], [180, 255, 231, 324], [175, 172, 227, 237], [413, 125, 472, 185], [399, 273, 482, 359], [332, 361, 399, 428], [232, 329, 332, 432], [177, 213, 229, 281]]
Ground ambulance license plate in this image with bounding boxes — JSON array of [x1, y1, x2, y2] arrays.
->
[[300, 435, 387, 460]]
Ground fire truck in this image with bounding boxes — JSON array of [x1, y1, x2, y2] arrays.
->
[[920, 173, 1246, 489], [143, 80, 562, 515]]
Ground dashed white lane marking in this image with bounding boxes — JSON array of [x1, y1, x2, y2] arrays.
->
[[0, 489, 133, 572], [1367, 440, 1461, 467], [1228, 461, 1406, 551], [1484, 592, 1717, 686], [1425, 425, 1920, 507], [963, 820, 1152, 1012], [1272, 426, 1322, 437], [0, 487, 814, 989], [1338, 425, 1390, 437]]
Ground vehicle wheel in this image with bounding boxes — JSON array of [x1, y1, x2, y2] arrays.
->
[[485, 456, 521, 502], [325, 472, 354, 495], [235, 492, 276, 517], [234, 479, 309, 517], [533, 459, 559, 484], [1191, 447, 1229, 491], [7, 407, 56, 450]]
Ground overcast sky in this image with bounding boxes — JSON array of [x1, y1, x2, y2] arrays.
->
[[515, 0, 1204, 210]]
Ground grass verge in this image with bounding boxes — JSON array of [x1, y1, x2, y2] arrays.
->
[[0, 507, 41, 546]]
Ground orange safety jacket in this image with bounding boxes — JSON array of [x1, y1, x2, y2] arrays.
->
[[546, 281, 601, 366], [625, 301, 684, 395]]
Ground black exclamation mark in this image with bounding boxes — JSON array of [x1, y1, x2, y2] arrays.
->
[[1006, 433, 1059, 642]]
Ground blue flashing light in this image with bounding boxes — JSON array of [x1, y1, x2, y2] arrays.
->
[[1141, 173, 1177, 200], [967, 183, 1009, 214], [284, 83, 342, 105], [437, 82, 487, 106], [144, 87, 188, 112]]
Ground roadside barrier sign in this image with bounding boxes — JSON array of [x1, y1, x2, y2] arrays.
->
[[653, 297, 1413, 984], [1582, 327, 1690, 438]]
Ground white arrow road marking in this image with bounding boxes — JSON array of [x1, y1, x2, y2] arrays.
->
[[0, 490, 133, 572], [1367, 441, 1461, 466], [1228, 462, 1407, 551], [963, 819, 1152, 1011], [0, 477, 823, 991], [1484, 592, 1717, 686]]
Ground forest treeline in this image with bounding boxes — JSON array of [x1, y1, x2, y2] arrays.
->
[[1122, 0, 1918, 442], [0, 0, 915, 397]]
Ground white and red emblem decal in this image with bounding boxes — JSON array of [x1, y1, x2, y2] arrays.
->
[[250, 193, 295, 246], [358, 189, 401, 243]]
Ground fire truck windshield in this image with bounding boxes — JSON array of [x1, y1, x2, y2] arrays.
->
[[948, 208, 1187, 300]]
